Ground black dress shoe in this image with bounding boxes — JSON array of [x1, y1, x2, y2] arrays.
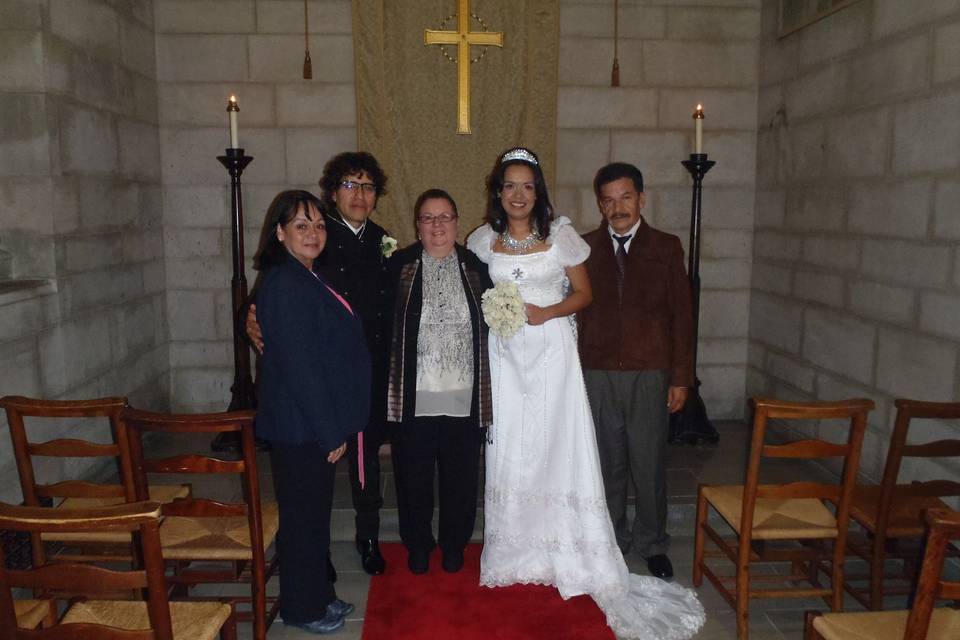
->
[[441, 549, 464, 573], [356, 538, 386, 575], [326, 551, 337, 584], [407, 548, 429, 574], [645, 554, 674, 580]]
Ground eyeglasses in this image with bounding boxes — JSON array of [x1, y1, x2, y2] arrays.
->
[[340, 180, 377, 194], [417, 213, 457, 225]]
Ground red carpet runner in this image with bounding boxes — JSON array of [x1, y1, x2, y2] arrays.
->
[[362, 543, 615, 640]]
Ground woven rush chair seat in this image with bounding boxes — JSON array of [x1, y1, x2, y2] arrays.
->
[[14, 600, 50, 629], [62, 600, 232, 639], [812, 609, 960, 640], [159, 502, 279, 560], [45, 485, 192, 543], [848, 485, 951, 538], [702, 485, 838, 540]]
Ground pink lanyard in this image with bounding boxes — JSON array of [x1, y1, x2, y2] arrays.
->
[[314, 273, 364, 488]]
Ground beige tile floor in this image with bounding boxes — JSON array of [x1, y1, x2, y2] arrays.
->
[[151, 421, 924, 640]]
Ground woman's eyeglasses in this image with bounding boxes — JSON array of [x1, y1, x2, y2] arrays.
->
[[418, 213, 457, 224]]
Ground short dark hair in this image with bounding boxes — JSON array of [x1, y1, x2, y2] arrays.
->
[[486, 147, 553, 240], [318, 151, 388, 214], [254, 190, 323, 270], [593, 162, 644, 199], [413, 188, 458, 234]]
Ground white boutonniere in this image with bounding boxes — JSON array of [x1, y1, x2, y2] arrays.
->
[[380, 235, 398, 258]]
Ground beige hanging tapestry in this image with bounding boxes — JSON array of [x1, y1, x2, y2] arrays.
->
[[353, 0, 559, 245]]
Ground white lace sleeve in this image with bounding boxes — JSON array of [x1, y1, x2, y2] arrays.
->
[[466, 224, 496, 263], [550, 217, 590, 267]]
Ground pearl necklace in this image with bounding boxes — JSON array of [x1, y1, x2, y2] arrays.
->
[[499, 229, 541, 253]]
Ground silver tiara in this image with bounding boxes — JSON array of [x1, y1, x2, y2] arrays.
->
[[501, 148, 538, 165]]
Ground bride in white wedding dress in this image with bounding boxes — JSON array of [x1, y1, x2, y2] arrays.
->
[[467, 148, 704, 640]]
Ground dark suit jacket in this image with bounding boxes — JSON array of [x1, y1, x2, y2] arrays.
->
[[579, 218, 694, 387], [255, 252, 371, 448], [315, 212, 392, 424]]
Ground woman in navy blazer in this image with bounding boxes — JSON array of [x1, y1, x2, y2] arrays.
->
[[254, 190, 371, 635]]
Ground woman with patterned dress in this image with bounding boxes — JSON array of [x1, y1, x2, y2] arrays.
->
[[466, 148, 705, 640]]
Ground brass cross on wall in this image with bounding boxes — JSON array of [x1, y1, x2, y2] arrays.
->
[[424, 0, 503, 134]]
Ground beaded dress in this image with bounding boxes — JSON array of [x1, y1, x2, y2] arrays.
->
[[467, 218, 704, 640]]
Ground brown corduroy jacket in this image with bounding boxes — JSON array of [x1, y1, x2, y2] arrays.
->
[[578, 218, 694, 387]]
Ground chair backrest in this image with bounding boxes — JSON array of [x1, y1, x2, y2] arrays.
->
[[741, 398, 874, 544], [120, 408, 265, 565], [0, 501, 172, 640], [875, 400, 960, 532], [1, 396, 133, 507], [904, 508, 960, 640]]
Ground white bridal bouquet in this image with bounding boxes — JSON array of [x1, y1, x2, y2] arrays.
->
[[481, 281, 527, 338]]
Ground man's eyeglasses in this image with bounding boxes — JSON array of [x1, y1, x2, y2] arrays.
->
[[340, 180, 377, 194], [418, 213, 457, 224]]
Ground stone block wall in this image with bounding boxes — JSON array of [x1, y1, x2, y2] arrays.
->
[[556, 0, 761, 419], [157, 0, 760, 418], [0, 0, 167, 504], [750, 0, 960, 482]]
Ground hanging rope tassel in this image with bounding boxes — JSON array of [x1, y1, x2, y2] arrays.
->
[[611, 0, 620, 87], [302, 0, 313, 79]]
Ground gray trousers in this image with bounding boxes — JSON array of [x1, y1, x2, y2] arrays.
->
[[583, 368, 670, 557]]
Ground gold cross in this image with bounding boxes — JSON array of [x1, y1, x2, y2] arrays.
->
[[424, 0, 503, 134]]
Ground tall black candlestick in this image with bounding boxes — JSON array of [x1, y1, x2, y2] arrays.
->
[[669, 153, 720, 445], [212, 148, 255, 451]]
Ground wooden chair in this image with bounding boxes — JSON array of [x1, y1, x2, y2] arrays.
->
[[693, 397, 874, 640], [0, 500, 236, 639], [0, 396, 190, 563], [122, 408, 279, 640], [805, 509, 960, 640], [843, 399, 960, 610]]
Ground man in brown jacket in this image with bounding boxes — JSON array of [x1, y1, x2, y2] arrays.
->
[[579, 162, 694, 580]]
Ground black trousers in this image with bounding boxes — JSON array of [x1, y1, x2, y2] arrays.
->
[[270, 441, 337, 623], [394, 415, 481, 554], [347, 420, 387, 539]]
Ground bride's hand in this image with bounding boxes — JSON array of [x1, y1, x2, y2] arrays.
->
[[525, 303, 552, 326]]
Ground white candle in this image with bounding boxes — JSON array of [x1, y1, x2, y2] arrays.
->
[[227, 96, 239, 148], [694, 104, 704, 154]]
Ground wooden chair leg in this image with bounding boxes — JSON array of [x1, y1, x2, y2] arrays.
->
[[831, 548, 845, 612], [869, 538, 884, 611], [220, 607, 238, 640], [254, 592, 266, 640], [693, 488, 707, 586], [736, 563, 750, 640]]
